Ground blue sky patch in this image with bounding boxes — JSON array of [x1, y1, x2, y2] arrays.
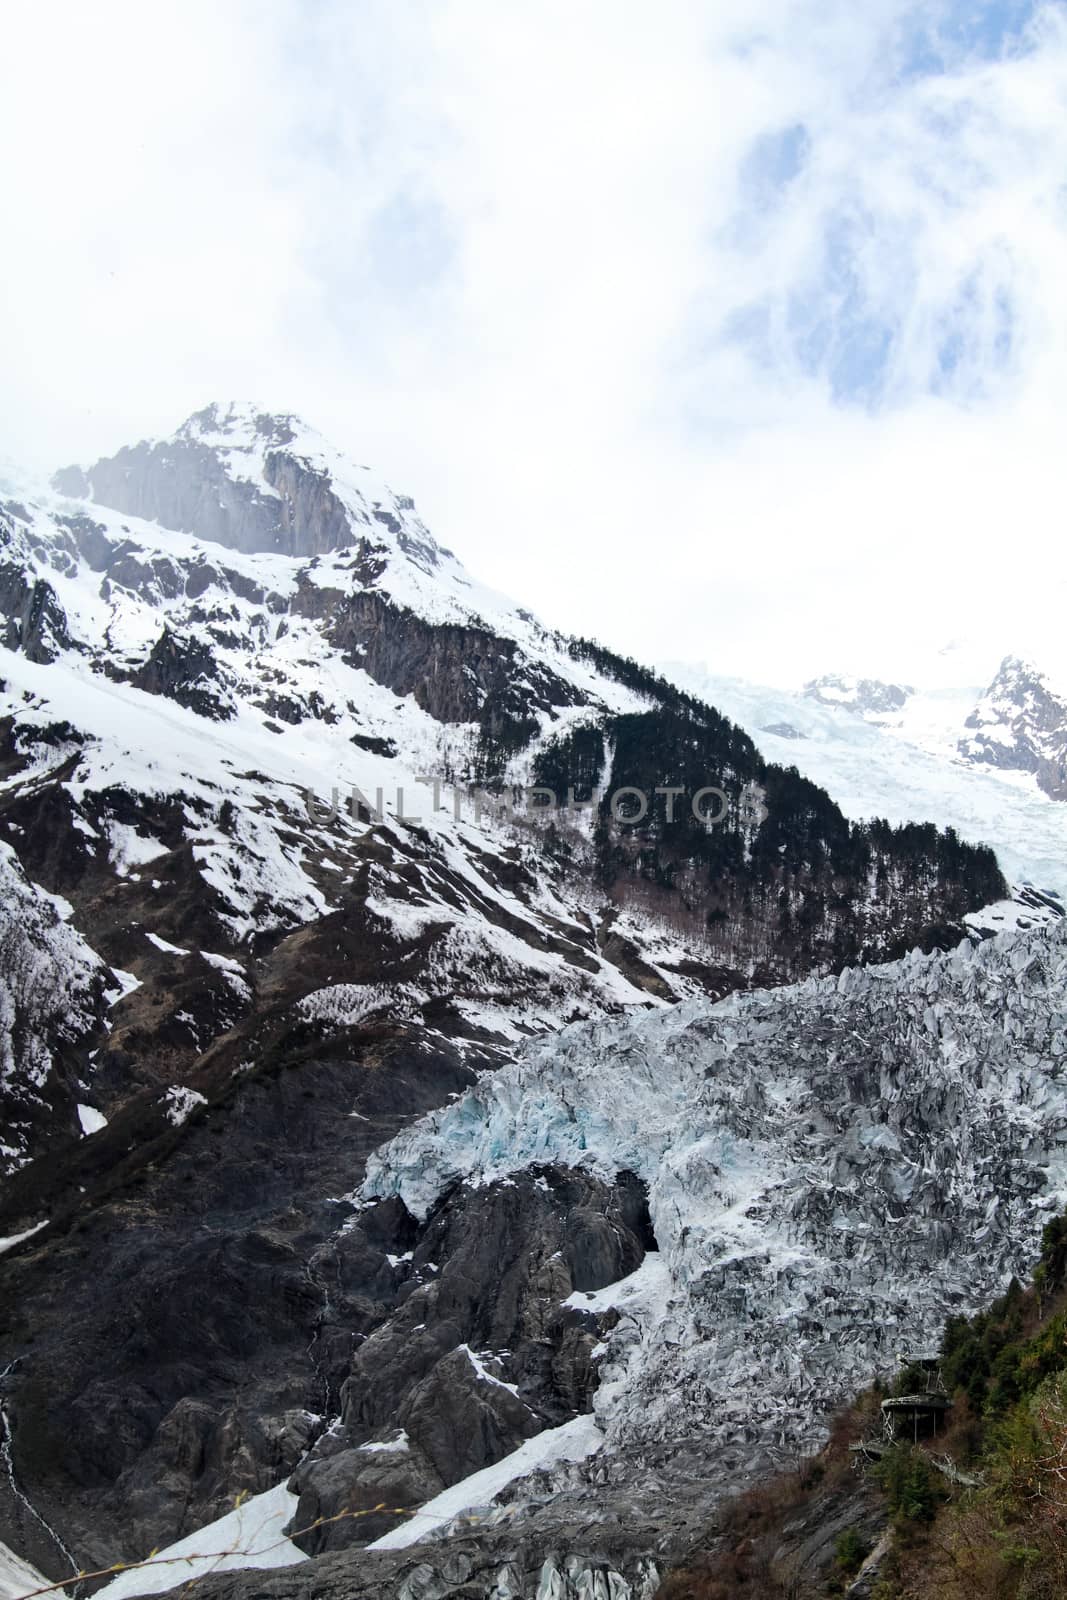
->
[[742, 123, 811, 210], [365, 192, 455, 299], [782, 207, 905, 405], [893, 0, 1047, 83], [933, 273, 1016, 392]]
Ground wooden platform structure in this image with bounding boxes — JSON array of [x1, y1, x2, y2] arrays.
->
[[880, 1353, 953, 1443], [881, 1390, 952, 1442]]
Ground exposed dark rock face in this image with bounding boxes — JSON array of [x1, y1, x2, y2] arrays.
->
[[53, 408, 317, 560], [658, 1462, 889, 1600], [53, 403, 422, 562], [1, 510, 72, 662], [960, 654, 1067, 801], [132, 626, 235, 720], [803, 674, 913, 718], [287, 1167, 652, 1555], [0, 845, 109, 1174], [0, 572, 70, 663], [294, 579, 581, 748], [0, 1017, 475, 1576], [0, 794, 668, 1577]]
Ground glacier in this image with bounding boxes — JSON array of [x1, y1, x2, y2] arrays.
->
[[363, 921, 1067, 1473]]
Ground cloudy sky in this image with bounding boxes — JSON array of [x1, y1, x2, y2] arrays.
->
[[2, 1, 1066, 684]]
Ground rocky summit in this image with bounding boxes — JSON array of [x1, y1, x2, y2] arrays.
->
[[959, 654, 1067, 803], [0, 405, 1059, 1600]]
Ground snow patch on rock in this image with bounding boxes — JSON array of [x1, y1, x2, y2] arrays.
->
[[367, 1414, 605, 1553], [93, 1482, 305, 1600], [161, 1087, 208, 1128]]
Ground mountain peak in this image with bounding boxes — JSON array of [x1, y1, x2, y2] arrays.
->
[[50, 403, 444, 567], [959, 652, 1067, 801], [175, 401, 305, 451]]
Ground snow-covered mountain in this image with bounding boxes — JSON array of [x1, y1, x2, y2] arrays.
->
[[0, 404, 702, 1183], [960, 654, 1067, 802], [0, 405, 1004, 1184], [0, 403, 1047, 1600]]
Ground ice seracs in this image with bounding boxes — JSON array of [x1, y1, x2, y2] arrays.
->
[[365, 921, 1067, 1480]]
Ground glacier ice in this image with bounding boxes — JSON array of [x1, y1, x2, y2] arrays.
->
[[364, 923, 1067, 1464]]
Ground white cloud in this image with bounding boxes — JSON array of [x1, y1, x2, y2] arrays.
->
[[1, 0, 1066, 683]]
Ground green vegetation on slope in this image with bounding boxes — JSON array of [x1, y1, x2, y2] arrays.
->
[[532, 702, 1006, 982]]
